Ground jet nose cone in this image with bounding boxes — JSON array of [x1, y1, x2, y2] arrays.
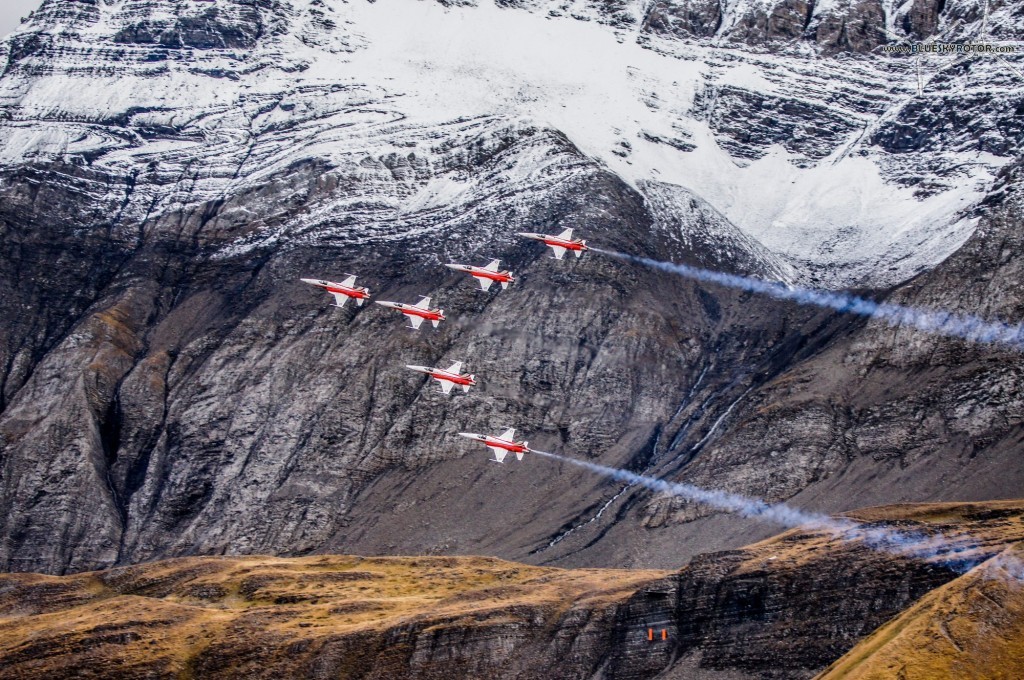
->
[[457, 432, 479, 439]]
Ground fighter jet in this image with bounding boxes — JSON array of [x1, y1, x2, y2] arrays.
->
[[375, 296, 445, 329], [301, 275, 370, 307], [446, 259, 514, 292], [457, 427, 530, 463], [406, 361, 476, 394], [517, 228, 588, 260]]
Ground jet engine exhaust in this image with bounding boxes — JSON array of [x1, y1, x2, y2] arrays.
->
[[592, 248, 1024, 352], [530, 448, 1024, 580]]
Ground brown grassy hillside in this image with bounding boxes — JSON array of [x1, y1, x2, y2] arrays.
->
[[0, 555, 668, 679], [2, 501, 1024, 679], [815, 544, 1024, 680]]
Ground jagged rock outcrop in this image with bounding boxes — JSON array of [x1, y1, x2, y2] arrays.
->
[[810, 0, 887, 54], [691, 84, 861, 161], [899, 0, 945, 40], [725, 0, 812, 46], [642, 0, 723, 39]]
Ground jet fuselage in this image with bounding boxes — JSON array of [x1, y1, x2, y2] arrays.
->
[[406, 365, 476, 387], [446, 264, 514, 284], [375, 301, 445, 321], [517, 232, 588, 253], [301, 278, 370, 301], [457, 433, 530, 454]]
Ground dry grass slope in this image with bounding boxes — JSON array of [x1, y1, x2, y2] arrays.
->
[[3, 501, 1024, 679], [0, 555, 668, 679], [815, 544, 1024, 680], [717, 500, 1024, 581]]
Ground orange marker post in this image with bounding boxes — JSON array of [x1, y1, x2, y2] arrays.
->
[[647, 628, 653, 641]]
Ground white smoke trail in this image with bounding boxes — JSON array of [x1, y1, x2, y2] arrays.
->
[[532, 449, 1008, 576], [593, 249, 1024, 351]]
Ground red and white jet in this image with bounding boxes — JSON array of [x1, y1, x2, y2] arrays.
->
[[457, 427, 530, 463], [446, 259, 515, 292], [301, 275, 370, 308], [375, 295, 445, 329], [406, 361, 476, 394], [517, 228, 588, 260]]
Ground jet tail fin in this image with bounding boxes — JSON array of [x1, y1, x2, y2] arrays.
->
[[500, 280, 509, 289], [462, 382, 471, 393], [515, 452, 524, 461]]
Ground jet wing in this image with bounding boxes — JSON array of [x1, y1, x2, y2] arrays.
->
[[340, 274, 357, 287], [445, 361, 463, 374], [557, 228, 573, 240], [498, 427, 515, 441], [331, 292, 349, 307], [489, 447, 508, 463], [414, 296, 432, 310], [439, 380, 455, 394], [483, 259, 501, 272], [549, 245, 567, 260], [478, 277, 493, 291], [409, 315, 425, 329]]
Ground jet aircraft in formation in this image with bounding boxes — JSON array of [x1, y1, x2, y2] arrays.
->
[[517, 228, 588, 260], [446, 259, 515, 291], [301, 275, 370, 308], [375, 296, 445, 329], [457, 428, 530, 463], [302, 227, 589, 463], [406, 361, 476, 394]]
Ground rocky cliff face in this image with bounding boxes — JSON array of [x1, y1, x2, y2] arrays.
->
[[642, 0, 1023, 51], [0, 0, 1022, 577], [642, 160, 1024, 537], [0, 138, 844, 573]]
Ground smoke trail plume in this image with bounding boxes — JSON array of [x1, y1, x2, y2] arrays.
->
[[532, 449, 1013, 576], [593, 248, 1024, 351]]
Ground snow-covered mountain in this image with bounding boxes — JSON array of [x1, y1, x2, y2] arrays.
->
[[1, 0, 1023, 575], [2, 0, 1019, 286]]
